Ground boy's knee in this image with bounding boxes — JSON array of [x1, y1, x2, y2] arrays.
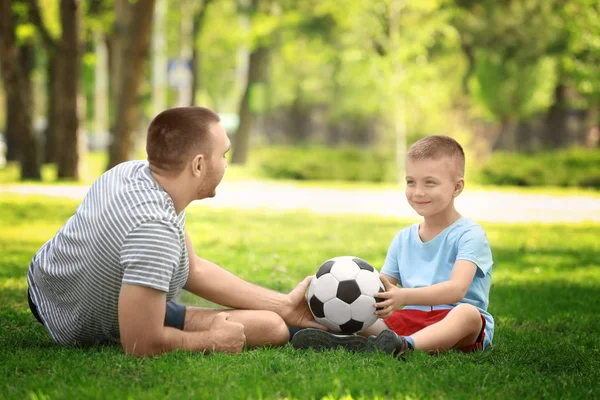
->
[[454, 304, 483, 330]]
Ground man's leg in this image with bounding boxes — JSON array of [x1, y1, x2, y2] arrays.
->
[[409, 303, 483, 351], [290, 328, 370, 352], [182, 306, 290, 348]]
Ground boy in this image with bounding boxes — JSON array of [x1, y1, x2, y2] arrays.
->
[[292, 135, 494, 356]]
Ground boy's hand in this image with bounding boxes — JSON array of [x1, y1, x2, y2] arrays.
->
[[374, 275, 405, 319]]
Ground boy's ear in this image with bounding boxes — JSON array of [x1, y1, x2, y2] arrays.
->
[[453, 178, 464, 197]]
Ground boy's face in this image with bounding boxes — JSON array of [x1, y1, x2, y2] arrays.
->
[[405, 156, 463, 218]]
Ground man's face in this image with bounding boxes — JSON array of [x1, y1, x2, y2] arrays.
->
[[405, 156, 461, 217], [196, 122, 230, 199]]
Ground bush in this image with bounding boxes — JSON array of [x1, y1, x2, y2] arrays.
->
[[254, 146, 396, 183], [477, 148, 600, 189]]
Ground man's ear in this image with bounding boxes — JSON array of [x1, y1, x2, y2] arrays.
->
[[191, 154, 204, 178], [453, 177, 464, 197]]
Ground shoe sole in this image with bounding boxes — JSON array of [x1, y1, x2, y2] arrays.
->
[[291, 329, 369, 353], [369, 330, 408, 356]]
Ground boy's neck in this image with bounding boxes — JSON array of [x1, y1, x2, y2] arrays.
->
[[421, 208, 462, 232]]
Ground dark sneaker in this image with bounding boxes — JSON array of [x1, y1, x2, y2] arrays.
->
[[368, 330, 413, 357], [291, 328, 370, 353]]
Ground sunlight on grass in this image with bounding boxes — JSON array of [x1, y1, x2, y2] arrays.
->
[[0, 193, 598, 399], [1, 278, 27, 290], [494, 266, 600, 285]]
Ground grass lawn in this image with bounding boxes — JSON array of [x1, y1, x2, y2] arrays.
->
[[0, 194, 599, 399]]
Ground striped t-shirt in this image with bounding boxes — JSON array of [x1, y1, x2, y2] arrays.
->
[[27, 160, 190, 345]]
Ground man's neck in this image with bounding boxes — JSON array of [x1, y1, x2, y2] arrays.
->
[[150, 169, 192, 215]]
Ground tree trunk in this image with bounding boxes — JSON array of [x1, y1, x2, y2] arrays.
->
[[26, 0, 60, 165], [492, 117, 518, 151], [287, 93, 310, 143], [5, 95, 19, 161], [106, 0, 129, 156], [56, 0, 82, 179], [544, 84, 568, 149], [231, 45, 269, 164], [0, 0, 41, 180], [44, 53, 60, 163], [107, 0, 156, 169], [190, 0, 213, 106]]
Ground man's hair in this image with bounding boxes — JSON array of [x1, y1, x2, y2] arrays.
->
[[146, 107, 220, 174], [407, 135, 465, 177]]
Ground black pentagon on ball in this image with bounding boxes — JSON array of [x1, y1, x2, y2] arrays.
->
[[308, 295, 325, 318], [352, 257, 374, 272], [336, 280, 362, 304], [316, 260, 334, 278], [375, 287, 385, 306], [340, 319, 364, 334]]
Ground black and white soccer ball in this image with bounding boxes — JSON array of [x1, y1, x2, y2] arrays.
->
[[306, 256, 385, 334]]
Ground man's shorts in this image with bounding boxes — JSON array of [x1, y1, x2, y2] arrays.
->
[[27, 288, 187, 330], [383, 308, 486, 352]]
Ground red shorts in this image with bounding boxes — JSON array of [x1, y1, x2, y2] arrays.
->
[[383, 308, 486, 352]]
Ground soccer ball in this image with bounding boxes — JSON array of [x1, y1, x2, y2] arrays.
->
[[306, 256, 385, 334]]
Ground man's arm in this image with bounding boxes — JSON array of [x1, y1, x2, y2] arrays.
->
[[376, 261, 478, 316], [183, 233, 286, 312], [183, 233, 325, 329], [118, 284, 245, 357]]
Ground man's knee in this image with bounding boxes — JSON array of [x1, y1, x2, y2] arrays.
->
[[261, 311, 289, 346]]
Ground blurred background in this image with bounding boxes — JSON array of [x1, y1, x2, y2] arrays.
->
[[0, 0, 599, 189]]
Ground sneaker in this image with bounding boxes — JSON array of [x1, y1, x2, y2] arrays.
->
[[291, 328, 370, 353], [368, 330, 413, 357]]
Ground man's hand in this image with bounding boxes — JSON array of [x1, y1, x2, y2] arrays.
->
[[207, 312, 246, 353], [374, 275, 405, 318], [279, 276, 327, 330]]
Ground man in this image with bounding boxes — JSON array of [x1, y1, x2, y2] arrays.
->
[[27, 106, 323, 356]]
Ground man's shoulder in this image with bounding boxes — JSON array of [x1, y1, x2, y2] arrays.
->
[[87, 160, 177, 224]]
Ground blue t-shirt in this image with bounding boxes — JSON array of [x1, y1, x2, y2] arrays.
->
[[381, 216, 494, 349]]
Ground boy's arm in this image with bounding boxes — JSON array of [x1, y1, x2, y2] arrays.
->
[[377, 261, 477, 316]]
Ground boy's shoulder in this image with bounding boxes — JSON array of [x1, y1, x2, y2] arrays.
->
[[394, 222, 418, 238], [455, 216, 485, 231]]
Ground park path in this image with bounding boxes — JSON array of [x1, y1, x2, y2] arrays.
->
[[2, 180, 600, 223]]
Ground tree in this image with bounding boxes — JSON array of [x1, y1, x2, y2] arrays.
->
[[231, 0, 276, 165], [28, 0, 83, 179], [190, 0, 214, 105], [56, 0, 83, 179], [107, 0, 156, 169], [0, 0, 41, 179]]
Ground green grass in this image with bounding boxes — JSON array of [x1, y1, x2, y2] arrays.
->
[[1, 194, 599, 399]]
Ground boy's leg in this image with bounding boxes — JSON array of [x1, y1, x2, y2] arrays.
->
[[410, 303, 483, 351], [179, 305, 290, 348], [358, 319, 388, 337]]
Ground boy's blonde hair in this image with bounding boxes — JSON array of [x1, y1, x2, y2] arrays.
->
[[407, 135, 465, 177]]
